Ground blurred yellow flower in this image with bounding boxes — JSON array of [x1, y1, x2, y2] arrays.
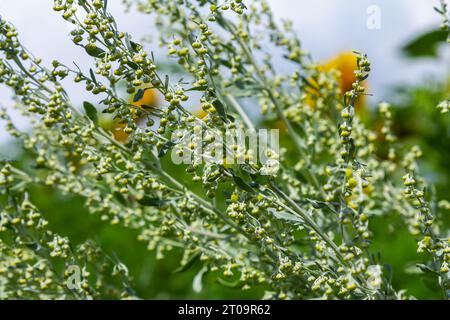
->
[[112, 88, 159, 142], [195, 52, 366, 129], [131, 88, 160, 110], [323, 51, 360, 95], [305, 51, 365, 110], [195, 109, 208, 119], [276, 51, 367, 132]]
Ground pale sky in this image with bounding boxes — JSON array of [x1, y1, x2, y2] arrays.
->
[[0, 0, 448, 144]]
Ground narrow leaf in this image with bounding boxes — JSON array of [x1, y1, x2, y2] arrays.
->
[[173, 252, 200, 273], [212, 99, 227, 120], [158, 141, 176, 158], [83, 101, 98, 124], [133, 88, 145, 103], [85, 46, 106, 58], [232, 175, 254, 192], [193, 267, 207, 293], [136, 196, 163, 207], [402, 29, 447, 58]]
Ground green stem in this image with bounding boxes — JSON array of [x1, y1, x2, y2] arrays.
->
[[226, 94, 255, 131]]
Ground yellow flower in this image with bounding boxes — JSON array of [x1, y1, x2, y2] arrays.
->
[[323, 51, 359, 95], [194, 109, 208, 119], [321, 51, 366, 113], [131, 88, 159, 110], [279, 51, 367, 133], [304, 51, 366, 112], [111, 88, 159, 142], [193, 52, 367, 129]]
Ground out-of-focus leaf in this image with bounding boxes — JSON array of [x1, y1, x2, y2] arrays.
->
[[173, 252, 200, 273], [113, 191, 127, 205], [192, 267, 207, 293], [262, 291, 276, 300], [136, 196, 163, 207], [402, 29, 447, 58], [416, 263, 439, 275], [216, 278, 243, 288]]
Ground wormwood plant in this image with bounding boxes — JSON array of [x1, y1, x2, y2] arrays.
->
[[436, 0, 450, 114], [0, 0, 449, 299]]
